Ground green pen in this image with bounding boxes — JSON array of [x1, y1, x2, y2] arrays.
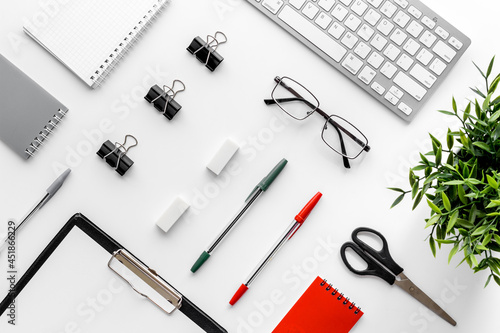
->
[[191, 158, 288, 273]]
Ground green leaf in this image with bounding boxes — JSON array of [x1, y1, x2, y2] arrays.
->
[[494, 234, 500, 244], [446, 210, 458, 233], [419, 153, 430, 165], [483, 92, 493, 110], [436, 239, 456, 244], [476, 244, 488, 251], [457, 185, 467, 204], [492, 124, 500, 141], [456, 218, 474, 229], [442, 192, 451, 211], [489, 76, 500, 95], [438, 110, 456, 116], [494, 275, 500, 287], [483, 233, 492, 246], [425, 214, 440, 229], [475, 99, 482, 117], [470, 254, 479, 267], [472, 226, 489, 236], [429, 236, 436, 257], [485, 274, 493, 287], [486, 212, 500, 216], [473, 141, 492, 153], [412, 191, 423, 210], [412, 181, 419, 199], [486, 56, 495, 78], [448, 243, 459, 264], [463, 102, 471, 121], [391, 194, 405, 208], [387, 187, 405, 193], [435, 146, 442, 165], [409, 170, 416, 186], [446, 129, 454, 150], [471, 87, 486, 99], [443, 180, 465, 185], [487, 175, 499, 189], [427, 199, 442, 214], [446, 153, 454, 165], [412, 165, 427, 171], [473, 61, 486, 78]]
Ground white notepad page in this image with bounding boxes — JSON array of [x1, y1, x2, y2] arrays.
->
[[23, 0, 167, 88]]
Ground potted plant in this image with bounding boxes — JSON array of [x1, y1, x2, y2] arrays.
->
[[391, 57, 500, 287]]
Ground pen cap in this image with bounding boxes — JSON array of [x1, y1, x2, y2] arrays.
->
[[257, 158, 288, 192], [295, 192, 322, 223]]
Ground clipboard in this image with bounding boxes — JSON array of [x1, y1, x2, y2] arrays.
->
[[0, 213, 227, 332]]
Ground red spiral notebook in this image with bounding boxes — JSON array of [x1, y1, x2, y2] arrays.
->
[[273, 276, 363, 333]]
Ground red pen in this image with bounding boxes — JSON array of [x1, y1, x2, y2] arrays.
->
[[229, 192, 322, 305]]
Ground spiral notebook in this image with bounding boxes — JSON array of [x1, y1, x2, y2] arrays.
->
[[273, 276, 363, 333], [23, 0, 168, 88], [0, 54, 68, 159]]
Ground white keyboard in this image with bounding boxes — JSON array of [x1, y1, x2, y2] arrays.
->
[[246, 0, 471, 121]]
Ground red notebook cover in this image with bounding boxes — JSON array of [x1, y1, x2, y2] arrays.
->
[[272, 276, 363, 333]]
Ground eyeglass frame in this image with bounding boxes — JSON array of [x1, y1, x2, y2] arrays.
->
[[264, 76, 370, 168]]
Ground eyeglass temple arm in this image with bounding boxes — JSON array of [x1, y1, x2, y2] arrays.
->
[[331, 122, 351, 168], [264, 98, 370, 153]]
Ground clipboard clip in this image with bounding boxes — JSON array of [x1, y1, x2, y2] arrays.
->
[[108, 249, 182, 314]]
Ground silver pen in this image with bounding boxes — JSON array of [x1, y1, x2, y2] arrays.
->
[[0, 168, 71, 253]]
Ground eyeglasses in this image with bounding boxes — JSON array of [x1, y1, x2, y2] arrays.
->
[[264, 76, 370, 168]]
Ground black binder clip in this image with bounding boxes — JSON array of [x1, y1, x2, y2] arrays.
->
[[96, 135, 138, 176], [187, 31, 227, 72], [144, 80, 185, 120]]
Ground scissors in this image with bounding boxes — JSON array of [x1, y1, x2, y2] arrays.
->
[[340, 227, 456, 326]]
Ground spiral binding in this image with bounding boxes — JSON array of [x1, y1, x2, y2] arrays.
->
[[90, 0, 170, 87], [25, 109, 68, 159], [320, 279, 361, 315]]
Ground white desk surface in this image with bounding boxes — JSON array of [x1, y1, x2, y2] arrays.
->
[[1, 0, 499, 332]]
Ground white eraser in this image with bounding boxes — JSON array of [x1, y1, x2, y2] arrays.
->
[[156, 196, 190, 233], [206, 138, 239, 175]]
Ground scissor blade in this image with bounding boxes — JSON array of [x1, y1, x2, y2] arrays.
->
[[394, 272, 456, 326]]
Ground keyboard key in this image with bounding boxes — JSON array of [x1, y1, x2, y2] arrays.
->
[[352, 1, 369, 16], [367, 51, 384, 68], [262, 0, 284, 14], [406, 20, 424, 38], [410, 63, 437, 88], [394, 71, 426, 101], [278, 6, 348, 62], [380, 1, 397, 18], [367, 0, 383, 8], [421, 16, 436, 29], [345, 14, 362, 31], [339, 0, 353, 5], [318, 0, 335, 11], [342, 53, 364, 74], [384, 91, 400, 105], [328, 22, 346, 39], [290, 0, 306, 10], [449, 37, 463, 50], [341, 32, 359, 49], [416, 48, 433, 65], [371, 81, 386, 95], [389, 85, 404, 99], [315, 12, 333, 29], [364, 8, 381, 26], [396, 53, 414, 70], [394, 0, 408, 8], [433, 40, 456, 63], [403, 38, 420, 55], [383, 43, 401, 61], [398, 102, 412, 115], [435, 26, 449, 39], [408, 5, 422, 19], [354, 42, 372, 58], [332, 4, 349, 21], [390, 28, 407, 46], [419, 30, 437, 48], [303, 2, 320, 19], [377, 18, 394, 36], [381, 62, 397, 78], [370, 33, 387, 51], [358, 66, 377, 84], [429, 57, 447, 75], [394, 11, 410, 28], [359, 24, 375, 41]]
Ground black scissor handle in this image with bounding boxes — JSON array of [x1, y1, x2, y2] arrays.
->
[[340, 242, 396, 285], [351, 227, 404, 276]]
